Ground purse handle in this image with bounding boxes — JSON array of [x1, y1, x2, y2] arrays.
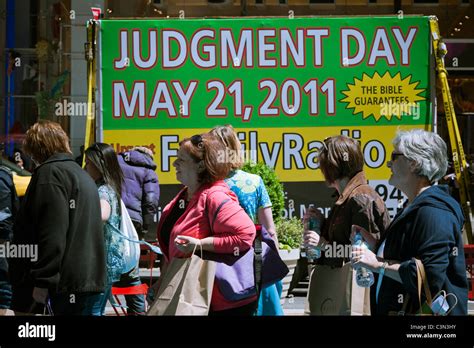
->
[[414, 258, 432, 307], [397, 258, 432, 315]]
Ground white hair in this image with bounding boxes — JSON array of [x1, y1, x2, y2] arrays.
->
[[393, 129, 448, 183]]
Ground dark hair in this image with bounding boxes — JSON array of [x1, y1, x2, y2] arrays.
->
[[179, 133, 231, 184], [319, 135, 364, 184], [85, 143, 123, 201], [23, 120, 72, 164]]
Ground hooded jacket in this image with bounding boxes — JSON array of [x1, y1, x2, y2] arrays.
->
[[376, 185, 468, 315], [118, 149, 160, 229]]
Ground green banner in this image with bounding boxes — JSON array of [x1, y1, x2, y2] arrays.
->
[[100, 16, 432, 131]]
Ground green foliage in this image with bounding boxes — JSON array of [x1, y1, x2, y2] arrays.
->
[[241, 161, 285, 222], [276, 217, 303, 250], [35, 90, 60, 119], [241, 161, 302, 250], [35, 70, 69, 120]]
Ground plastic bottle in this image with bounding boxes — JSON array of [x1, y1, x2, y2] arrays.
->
[[353, 231, 374, 287], [305, 217, 321, 263]]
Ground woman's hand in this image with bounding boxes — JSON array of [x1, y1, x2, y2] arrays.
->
[[303, 230, 324, 248], [174, 235, 202, 254], [351, 245, 380, 272], [303, 206, 326, 248], [32, 287, 48, 304]]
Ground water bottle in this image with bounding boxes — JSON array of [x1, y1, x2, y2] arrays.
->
[[305, 217, 321, 263], [353, 231, 374, 287]]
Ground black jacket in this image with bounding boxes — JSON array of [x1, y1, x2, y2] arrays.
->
[[10, 154, 106, 309], [0, 166, 18, 309], [375, 185, 468, 315], [0, 165, 18, 241]]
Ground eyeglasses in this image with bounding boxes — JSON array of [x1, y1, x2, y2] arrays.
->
[[391, 152, 405, 162], [190, 134, 204, 149]]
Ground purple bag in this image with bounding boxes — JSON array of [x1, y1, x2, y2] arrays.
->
[[204, 224, 289, 301]]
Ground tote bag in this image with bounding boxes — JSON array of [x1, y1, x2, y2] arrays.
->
[[305, 262, 371, 315], [147, 245, 216, 316], [119, 200, 141, 273]]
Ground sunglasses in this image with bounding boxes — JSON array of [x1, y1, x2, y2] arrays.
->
[[391, 152, 405, 161], [190, 134, 204, 149]]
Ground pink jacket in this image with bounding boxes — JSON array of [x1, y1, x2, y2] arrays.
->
[[157, 180, 257, 311]]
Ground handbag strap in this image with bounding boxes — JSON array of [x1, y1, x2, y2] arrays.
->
[[414, 258, 432, 306], [254, 225, 263, 299], [108, 221, 162, 254], [206, 190, 263, 301], [396, 259, 432, 315]]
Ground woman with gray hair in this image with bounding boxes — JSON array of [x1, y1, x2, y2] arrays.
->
[[351, 129, 468, 315]]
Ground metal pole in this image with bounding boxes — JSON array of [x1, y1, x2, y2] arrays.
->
[[394, 0, 401, 13], [5, 0, 15, 157], [241, 0, 247, 17]]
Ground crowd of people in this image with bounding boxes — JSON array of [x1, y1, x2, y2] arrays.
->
[[0, 120, 469, 316]]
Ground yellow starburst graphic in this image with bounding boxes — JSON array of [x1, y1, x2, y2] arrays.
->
[[341, 72, 426, 121]]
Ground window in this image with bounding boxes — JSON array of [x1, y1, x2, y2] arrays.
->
[[310, 0, 335, 4], [413, 0, 438, 3]]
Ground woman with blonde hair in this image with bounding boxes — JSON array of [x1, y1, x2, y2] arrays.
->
[[211, 125, 283, 316]]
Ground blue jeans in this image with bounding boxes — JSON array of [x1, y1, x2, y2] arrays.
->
[[95, 284, 112, 316], [112, 267, 146, 315], [50, 291, 104, 315], [0, 257, 12, 309]]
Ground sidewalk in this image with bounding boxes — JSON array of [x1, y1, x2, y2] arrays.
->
[[281, 296, 306, 316], [106, 266, 307, 316]]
